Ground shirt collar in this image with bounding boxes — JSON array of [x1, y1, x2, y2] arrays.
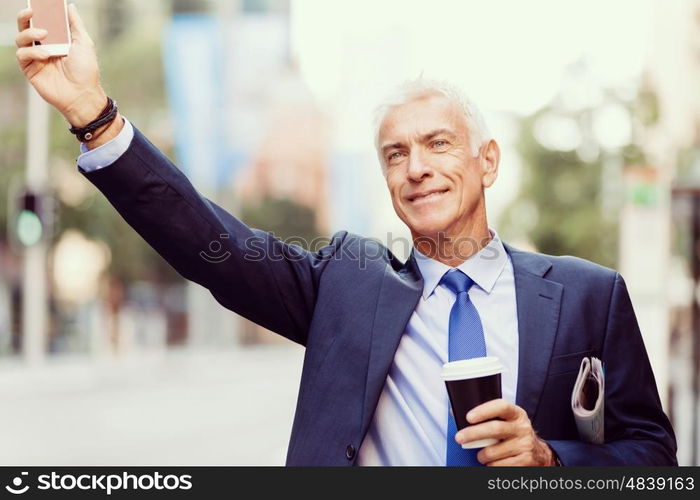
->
[[412, 229, 508, 300]]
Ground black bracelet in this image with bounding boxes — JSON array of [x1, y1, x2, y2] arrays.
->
[[69, 97, 119, 143]]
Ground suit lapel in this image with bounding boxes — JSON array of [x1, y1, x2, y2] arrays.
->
[[360, 253, 423, 435], [358, 244, 564, 437], [505, 244, 564, 420]]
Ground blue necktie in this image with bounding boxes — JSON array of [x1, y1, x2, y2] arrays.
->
[[441, 269, 487, 467]]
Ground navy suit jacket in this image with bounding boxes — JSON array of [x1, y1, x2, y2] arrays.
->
[[80, 127, 677, 466]]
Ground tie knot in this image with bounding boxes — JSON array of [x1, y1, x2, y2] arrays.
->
[[440, 269, 474, 295]]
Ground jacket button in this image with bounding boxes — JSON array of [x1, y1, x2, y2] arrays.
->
[[345, 444, 356, 460]]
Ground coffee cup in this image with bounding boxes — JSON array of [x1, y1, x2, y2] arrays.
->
[[441, 356, 504, 449]]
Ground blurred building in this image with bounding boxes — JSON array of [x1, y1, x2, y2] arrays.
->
[[237, 71, 330, 232], [219, 0, 335, 342], [640, 0, 700, 466]]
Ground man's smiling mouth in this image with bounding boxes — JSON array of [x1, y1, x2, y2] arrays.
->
[[407, 189, 449, 203]]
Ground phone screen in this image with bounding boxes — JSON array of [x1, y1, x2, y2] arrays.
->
[[30, 0, 70, 45]]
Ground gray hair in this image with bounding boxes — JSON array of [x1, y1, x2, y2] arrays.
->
[[373, 78, 492, 174]]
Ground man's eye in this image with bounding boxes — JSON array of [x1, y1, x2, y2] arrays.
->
[[432, 140, 448, 149], [388, 152, 404, 162]]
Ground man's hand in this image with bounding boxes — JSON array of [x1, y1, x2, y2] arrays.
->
[[455, 399, 557, 466], [15, 4, 107, 128]]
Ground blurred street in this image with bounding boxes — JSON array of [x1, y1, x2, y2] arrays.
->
[[0, 345, 304, 465]]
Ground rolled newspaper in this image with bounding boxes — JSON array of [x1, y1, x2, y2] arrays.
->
[[570, 356, 604, 444]]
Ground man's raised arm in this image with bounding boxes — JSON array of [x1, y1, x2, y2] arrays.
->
[[15, 5, 343, 346]]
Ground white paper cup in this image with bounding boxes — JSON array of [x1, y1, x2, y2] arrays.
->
[[441, 357, 503, 449]]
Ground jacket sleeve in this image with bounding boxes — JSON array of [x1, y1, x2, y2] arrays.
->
[[546, 273, 678, 465], [80, 125, 344, 346]]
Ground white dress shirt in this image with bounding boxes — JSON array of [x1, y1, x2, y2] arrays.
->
[[357, 233, 519, 465], [75, 120, 519, 466], [77, 117, 135, 173]]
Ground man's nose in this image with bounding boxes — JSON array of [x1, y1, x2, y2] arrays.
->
[[406, 151, 433, 181]]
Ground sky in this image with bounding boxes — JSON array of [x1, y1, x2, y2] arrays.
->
[[291, 0, 653, 115]]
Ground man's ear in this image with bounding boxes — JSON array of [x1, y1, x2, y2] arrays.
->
[[480, 139, 500, 188]]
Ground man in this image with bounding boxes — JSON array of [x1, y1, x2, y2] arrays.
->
[[15, 6, 677, 466]]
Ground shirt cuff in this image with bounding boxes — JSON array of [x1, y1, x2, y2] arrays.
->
[[77, 117, 134, 173]]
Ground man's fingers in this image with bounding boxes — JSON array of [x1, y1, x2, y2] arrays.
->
[[485, 455, 526, 466], [476, 436, 529, 464], [467, 398, 521, 424], [67, 4, 90, 43], [17, 7, 32, 32], [15, 28, 48, 49], [16, 46, 51, 66], [456, 419, 511, 445]]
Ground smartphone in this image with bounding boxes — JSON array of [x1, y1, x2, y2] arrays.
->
[[28, 0, 71, 57]]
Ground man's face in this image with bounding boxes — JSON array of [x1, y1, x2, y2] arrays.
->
[[378, 94, 495, 240]]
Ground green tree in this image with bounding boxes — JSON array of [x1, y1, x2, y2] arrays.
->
[[241, 197, 321, 250], [500, 103, 631, 268]]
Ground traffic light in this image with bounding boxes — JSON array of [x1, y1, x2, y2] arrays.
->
[[8, 189, 56, 250], [17, 192, 43, 247]]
